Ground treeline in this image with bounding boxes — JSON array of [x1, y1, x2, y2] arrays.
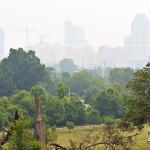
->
[[0, 48, 135, 128], [0, 83, 127, 127]]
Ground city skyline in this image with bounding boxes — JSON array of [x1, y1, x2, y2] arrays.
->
[[1, 13, 150, 68], [1, 0, 150, 54], [26, 13, 150, 68], [1, 13, 150, 51]]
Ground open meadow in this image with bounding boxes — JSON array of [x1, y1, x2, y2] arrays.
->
[[56, 125, 150, 150]]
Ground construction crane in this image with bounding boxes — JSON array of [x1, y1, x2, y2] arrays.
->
[[9, 26, 36, 47], [37, 33, 49, 45]]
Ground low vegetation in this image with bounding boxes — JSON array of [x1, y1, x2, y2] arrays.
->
[[56, 125, 150, 150]]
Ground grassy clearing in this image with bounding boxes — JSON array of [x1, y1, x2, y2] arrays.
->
[[56, 125, 150, 149], [133, 125, 150, 150], [56, 125, 94, 147]]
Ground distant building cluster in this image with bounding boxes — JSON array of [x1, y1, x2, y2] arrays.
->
[[1, 14, 150, 68], [32, 21, 93, 68], [33, 14, 150, 68], [96, 13, 150, 68]]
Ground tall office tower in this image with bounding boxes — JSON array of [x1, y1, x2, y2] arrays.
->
[[0, 28, 4, 59], [64, 21, 85, 47], [64, 21, 93, 67], [124, 14, 150, 60]]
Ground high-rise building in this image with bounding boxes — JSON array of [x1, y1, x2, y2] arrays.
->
[[0, 28, 4, 59], [124, 14, 150, 59], [64, 21, 86, 47], [125, 14, 150, 47], [64, 21, 93, 67]]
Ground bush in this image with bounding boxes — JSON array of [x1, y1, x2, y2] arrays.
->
[[103, 116, 114, 125], [45, 125, 57, 144], [66, 121, 75, 132], [31, 141, 41, 150]]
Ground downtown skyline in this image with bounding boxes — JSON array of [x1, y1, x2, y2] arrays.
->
[[0, 0, 150, 54]]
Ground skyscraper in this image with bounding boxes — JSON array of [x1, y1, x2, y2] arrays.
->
[[64, 21, 85, 47], [64, 21, 93, 67], [125, 14, 150, 47], [124, 14, 150, 59], [0, 28, 4, 59]]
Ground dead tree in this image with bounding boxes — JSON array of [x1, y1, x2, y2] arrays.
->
[[34, 96, 46, 150]]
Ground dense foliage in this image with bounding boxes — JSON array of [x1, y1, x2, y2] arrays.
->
[[108, 67, 134, 86], [8, 119, 41, 150], [0, 48, 140, 129], [1, 48, 149, 150], [125, 63, 150, 128], [0, 48, 50, 96]]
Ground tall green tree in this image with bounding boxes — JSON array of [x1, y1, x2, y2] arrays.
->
[[0, 48, 49, 96], [126, 63, 150, 128], [63, 96, 86, 125], [93, 88, 123, 119]]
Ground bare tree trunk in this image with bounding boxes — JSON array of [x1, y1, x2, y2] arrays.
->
[[34, 96, 46, 150]]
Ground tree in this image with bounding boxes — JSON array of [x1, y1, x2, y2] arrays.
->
[[8, 119, 41, 150], [93, 88, 123, 119], [46, 67, 56, 81], [70, 70, 104, 96], [126, 63, 150, 128], [84, 78, 106, 104], [0, 48, 49, 96], [63, 96, 86, 125], [0, 69, 17, 96], [66, 121, 75, 132], [45, 96, 65, 126], [57, 82, 69, 99], [60, 72, 71, 86], [0, 105, 9, 128], [59, 58, 78, 74], [9, 85, 49, 126], [11, 90, 35, 124], [0, 96, 17, 128], [108, 67, 134, 86], [31, 85, 47, 97], [86, 107, 101, 124]]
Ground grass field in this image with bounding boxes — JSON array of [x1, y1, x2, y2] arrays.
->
[[56, 125, 150, 150]]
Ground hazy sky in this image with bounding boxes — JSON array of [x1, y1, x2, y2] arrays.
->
[[1, 0, 150, 53]]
